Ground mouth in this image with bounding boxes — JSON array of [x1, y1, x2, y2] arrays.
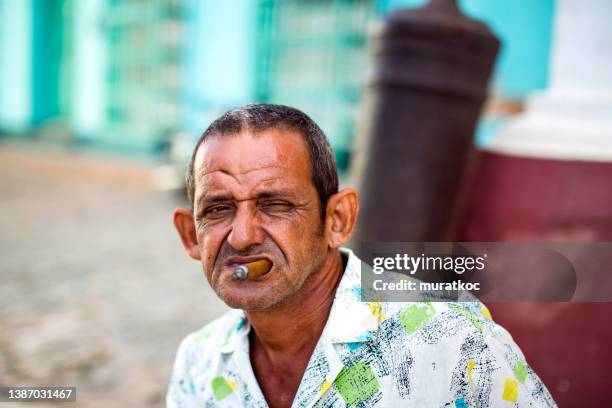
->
[[224, 256, 274, 280], [225, 255, 273, 268]]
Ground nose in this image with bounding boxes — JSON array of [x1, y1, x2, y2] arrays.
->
[[226, 204, 265, 251]]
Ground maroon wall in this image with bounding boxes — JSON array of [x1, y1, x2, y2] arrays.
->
[[460, 151, 612, 406]]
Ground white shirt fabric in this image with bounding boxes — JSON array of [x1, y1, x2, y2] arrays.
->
[[167, 248, 556, 407]]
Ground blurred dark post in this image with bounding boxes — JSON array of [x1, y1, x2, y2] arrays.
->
[[350, 0, 499, 248]]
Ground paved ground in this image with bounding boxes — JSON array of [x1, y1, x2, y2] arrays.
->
[[0, 143, 228, 407]]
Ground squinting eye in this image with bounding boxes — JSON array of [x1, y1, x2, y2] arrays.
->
[[260, 201, 294, 211], [204, 205, 232, 217]]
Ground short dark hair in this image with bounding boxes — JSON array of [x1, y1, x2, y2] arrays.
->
[[186, 104, 339, 220]]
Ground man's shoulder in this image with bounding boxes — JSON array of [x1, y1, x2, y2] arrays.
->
[[176, 309, 244, 360], [375, 300, 509, 347], [167, 310, 250, 405], [360, 301, 556, 407]]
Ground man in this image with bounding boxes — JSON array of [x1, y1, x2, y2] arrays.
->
[[168, 104, 556, 407]]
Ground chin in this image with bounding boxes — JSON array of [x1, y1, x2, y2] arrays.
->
[[217, 287, 282, 311], [222, 297, 279, 312]]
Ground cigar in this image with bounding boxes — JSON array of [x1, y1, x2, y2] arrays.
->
[[233, 259, 272, 281]]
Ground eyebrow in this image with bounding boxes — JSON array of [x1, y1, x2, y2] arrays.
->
[[198, 194, 233, 206]]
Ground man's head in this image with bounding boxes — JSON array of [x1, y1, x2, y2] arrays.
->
[[173, 104, 359, 311]]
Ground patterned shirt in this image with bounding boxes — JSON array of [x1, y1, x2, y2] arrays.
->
[[167, 248, 556, 407]]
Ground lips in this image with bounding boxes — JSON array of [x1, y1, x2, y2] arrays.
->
[[224, 255, 273, 267]]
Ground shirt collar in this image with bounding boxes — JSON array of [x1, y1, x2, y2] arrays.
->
[[324, 247, 381, 344], [218, 309, 249, 354]]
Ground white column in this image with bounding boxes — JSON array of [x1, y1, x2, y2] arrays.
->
[[486, 0, 612, 161], [72, 0, 107, 139]]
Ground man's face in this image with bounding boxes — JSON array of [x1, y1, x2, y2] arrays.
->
[[190, 128, 329, 310]]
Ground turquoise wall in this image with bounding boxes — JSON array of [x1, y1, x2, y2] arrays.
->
[[182, 0, 256, 136], [0, 0, 556, 153], [0, 0, 32, 132], [31, 0, 61, 124]]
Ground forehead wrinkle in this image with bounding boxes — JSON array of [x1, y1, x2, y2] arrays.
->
[[194, 168, 301, 203], [195, 163, 290, 182], [193, 132, 307, 179]]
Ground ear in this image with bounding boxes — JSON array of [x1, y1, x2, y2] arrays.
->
[[324, 188, 360, 248], [173, 208, 202, 260]]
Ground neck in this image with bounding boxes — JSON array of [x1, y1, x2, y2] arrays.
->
[[246, 249, 344, 357]]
